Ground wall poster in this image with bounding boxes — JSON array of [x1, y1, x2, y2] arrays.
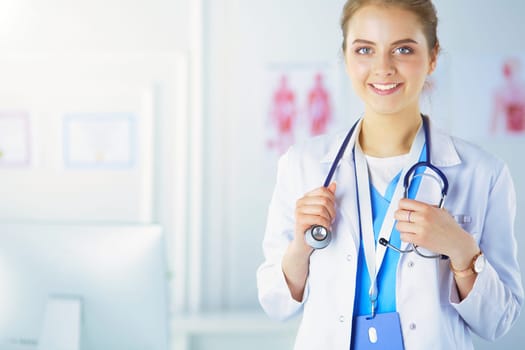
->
[[0, 111, 31, 167]]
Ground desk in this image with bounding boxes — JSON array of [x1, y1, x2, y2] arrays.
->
[[171, 311, 299, 350], [0, 343, 37, 350]]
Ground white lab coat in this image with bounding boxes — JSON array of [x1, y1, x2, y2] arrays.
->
[[256, 121, 524, 350]]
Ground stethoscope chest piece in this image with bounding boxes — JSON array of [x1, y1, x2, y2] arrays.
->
[[305, 225, 331, 249]]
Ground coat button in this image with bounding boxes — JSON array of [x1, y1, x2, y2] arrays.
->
[[407, 261, 415, 268], [346, 254, 352, 262], [339, 315, 345, 322], [409, 322, 416, 330]]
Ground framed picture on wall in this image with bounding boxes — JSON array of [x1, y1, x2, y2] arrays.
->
[[0, 111, 31, 167], [63, 112, 137, 169]]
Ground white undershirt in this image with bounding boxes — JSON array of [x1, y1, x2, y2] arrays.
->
[[364, 153, 410, 196]]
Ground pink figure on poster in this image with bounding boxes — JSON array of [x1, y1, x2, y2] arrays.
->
[[268, 75, 297, 153], [307, 73, 332, 136], [491, 58, 525, 134]]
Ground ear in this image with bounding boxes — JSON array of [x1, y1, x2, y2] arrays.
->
[[342, 47, 351, 74], [428, 45, 439, 75], [428, 60, 436, 75], [344, 58, 351, 75]]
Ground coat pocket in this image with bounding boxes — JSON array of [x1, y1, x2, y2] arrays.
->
[[452, 214, 479, 237]]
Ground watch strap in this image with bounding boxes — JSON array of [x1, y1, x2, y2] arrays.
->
[[450, 251, 483, 278]]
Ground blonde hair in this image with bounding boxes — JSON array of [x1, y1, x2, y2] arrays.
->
[[340, 0, 440, 54]]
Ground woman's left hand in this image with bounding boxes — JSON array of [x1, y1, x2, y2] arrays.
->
[[394, 198, 478, 269]]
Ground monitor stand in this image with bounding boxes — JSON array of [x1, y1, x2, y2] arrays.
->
[[38, 295, 82, 350]]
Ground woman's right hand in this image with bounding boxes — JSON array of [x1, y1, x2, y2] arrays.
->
[[293, 182, 337, 254], [282, 182, 337, 301]]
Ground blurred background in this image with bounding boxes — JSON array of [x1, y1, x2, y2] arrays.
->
[[0, 0, 524, 349]]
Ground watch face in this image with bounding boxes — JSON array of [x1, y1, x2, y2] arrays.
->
[[474, 254, 486, 273]]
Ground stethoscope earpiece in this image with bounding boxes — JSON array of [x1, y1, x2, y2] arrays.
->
[[305, 225, 331, 249]]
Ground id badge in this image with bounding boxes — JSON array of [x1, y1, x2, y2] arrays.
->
[[352, 312, 404, 350]]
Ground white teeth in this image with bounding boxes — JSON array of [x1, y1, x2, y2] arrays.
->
[[372, 83, 398, 90]]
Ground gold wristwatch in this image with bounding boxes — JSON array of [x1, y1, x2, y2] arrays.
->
[[450, 251, 485, 278]]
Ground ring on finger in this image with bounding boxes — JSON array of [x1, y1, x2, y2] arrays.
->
[[407, 210, 413, 223]]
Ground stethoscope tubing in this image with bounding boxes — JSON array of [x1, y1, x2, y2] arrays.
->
[[323, 120, 359, 187]]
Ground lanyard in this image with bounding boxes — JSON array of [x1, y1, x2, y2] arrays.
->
[[353, 123, 425, 318]]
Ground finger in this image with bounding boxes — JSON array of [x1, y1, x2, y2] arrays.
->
[[296, 212, 332, 230], [299, 190, 336, 208], [397, 198, 429, 211], [297, 203, 334, 222], [297, 195, 335, 207], [327, 182, 337, 194], [394, 209, 414, 222], [297, 195, 336, 219], [309, 196, 336, 222], [399, 231, 418, 244], [296, 193, 335, 218], [297, 197, 336, 220], [395, 220, 420, 235], [303, 187, 337, 205]]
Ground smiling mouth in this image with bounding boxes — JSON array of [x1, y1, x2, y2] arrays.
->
[[369, 82, 403, 95], [371, 83, 400, 90]]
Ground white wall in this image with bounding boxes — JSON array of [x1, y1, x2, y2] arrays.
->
[[202, 0, 348, 311], [0, 0, 188, 52]]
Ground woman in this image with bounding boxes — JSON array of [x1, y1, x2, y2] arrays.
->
[[256, 1, 523, 349]]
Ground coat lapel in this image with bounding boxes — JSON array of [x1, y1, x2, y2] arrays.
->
[[320, 121, 362, 251], [334, 158, 361, 250]]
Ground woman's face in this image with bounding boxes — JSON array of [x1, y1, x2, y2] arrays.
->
[[344, 5, 436, 118]]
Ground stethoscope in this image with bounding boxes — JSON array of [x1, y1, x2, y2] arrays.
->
[[305, 115, 449, 259]]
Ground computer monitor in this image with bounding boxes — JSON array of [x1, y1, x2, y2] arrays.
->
[[0, 223, 169, 350]]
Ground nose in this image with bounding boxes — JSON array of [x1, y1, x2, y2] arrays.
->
[[373, 53, 395, 77]]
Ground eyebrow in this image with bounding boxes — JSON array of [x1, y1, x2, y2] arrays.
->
[[351, 38, 419, 46]]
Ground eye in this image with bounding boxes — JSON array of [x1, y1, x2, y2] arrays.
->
[[355, 47, 373, 55], [393, 46, 413, 55]]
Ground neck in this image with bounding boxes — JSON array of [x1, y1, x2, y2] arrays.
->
[[359, 112, 422, 158]]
